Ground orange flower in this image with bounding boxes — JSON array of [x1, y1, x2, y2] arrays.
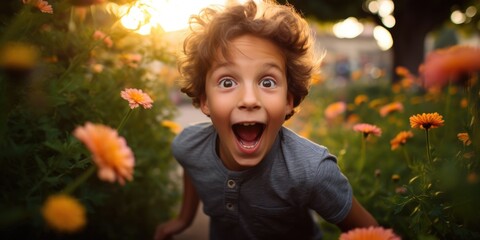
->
[[421, 45, 480, 89], [409, 112, 444, 130], [121, 88, 153, 109], [161, 120, 182, 135], [353, 123, 382, 137], [379, 102, 404, 117], [42, 194, 86, 233], [324, 101, 347, 120], [23, 0, 53, 14], [92, 30, 113, 48], [340, 226, 401, 240], [457, 132, 471, 146], [390, 131, 414, 150], [354, 95, 369, 105], [74, 122, 135, 185]]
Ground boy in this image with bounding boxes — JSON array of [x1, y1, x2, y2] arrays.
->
[[155, 1, 378, 239]]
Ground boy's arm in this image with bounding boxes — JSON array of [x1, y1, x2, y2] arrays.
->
[[154, 171, 200, 240], [336, 197, 378, 232]]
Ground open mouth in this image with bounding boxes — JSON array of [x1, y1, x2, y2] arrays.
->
[[232, 122, 265, 149]]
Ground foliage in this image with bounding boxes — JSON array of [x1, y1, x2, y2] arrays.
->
[[0, 1, 180, 239], [287, 70, 480, 239]]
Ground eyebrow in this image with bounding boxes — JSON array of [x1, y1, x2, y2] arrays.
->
[[210, 61, 285, 73]]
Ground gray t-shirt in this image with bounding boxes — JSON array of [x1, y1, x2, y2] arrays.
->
[[172, 122, 352, 240]]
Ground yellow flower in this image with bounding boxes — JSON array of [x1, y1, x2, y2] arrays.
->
[[121, 88, 153, 109], [390, 131, 414, 150], [379, 102, 404, 117], [120, 53, 142, 68], [353, 123, 382, 138], [74, 122, 135, 185], [42, 194, 86, 233], [457, 132, 471, 146], [161, 120, 182, 135], [340, 226, 401, 240], [0, 42, 39, 69], [409, 112, 444, 130], [324, 101, 346, 120], [23, 0, 53, 14]]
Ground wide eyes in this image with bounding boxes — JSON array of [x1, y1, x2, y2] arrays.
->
[[217, 77, 277, 89], [259, 78, 276, 88], [218, 78, 237, 88]]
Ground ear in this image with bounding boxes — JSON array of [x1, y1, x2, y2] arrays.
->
[[199, 95, 211, 116], [285, 92, 294, 115]]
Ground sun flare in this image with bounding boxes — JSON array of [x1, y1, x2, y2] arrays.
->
[[110, 0, 228, 34]]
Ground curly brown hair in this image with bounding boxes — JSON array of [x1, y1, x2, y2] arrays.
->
[[177, 0, 319, 119]]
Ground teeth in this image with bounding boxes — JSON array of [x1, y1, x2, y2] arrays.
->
[[240, 140, 259, 149], [242, 123, 256, 126]]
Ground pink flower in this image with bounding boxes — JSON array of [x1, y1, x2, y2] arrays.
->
[[324, 101, 347, 120], [92, 30, 113, 48], [121, 88, 153, 109], [421, 45, 480, 89], [73, 122, 135, 185], [353, 123, 382, 138], [340, 226, 401, 240]]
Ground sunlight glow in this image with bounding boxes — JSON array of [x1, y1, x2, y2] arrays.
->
[[373, 25, 393, 51], [382, 15, 395, 28], [465, 6, 477, 18], [111, 0, 227, 35], [333, 17, 364, 39], [451, 10, 466, 24], [377, 0, 394, 18]]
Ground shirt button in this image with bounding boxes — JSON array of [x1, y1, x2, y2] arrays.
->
[[227, 179, 236, 189], [226, 202, 234, 210]]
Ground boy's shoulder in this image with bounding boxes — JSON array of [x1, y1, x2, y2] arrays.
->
[[172, 122, 215, 157], [280, 127, 332, 162]]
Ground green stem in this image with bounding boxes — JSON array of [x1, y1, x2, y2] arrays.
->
[[358, 135, 366, 173], [425, 129, 431, 164], [117, 109, 133, 132], [403, 146, 411, 169], [61, 164, 96, 195]]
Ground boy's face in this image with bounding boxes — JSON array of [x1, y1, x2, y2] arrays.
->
[[201, 34, 293, 171]]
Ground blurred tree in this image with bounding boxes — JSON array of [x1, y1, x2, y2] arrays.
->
[[279, 0, 475, 80]]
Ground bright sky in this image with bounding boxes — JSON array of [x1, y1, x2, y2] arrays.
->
[[109, 0, 256, 34]]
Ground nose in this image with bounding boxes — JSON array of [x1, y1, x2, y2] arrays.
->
[[238, 82, 261, 111]]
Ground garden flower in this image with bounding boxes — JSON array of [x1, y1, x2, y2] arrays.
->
[[353, 123, 382, 138], [73, 122, 135, 185], [324, 101, 347, 120], [161, 120, 182, 135], [379, 102, 404, 117], [0, 42, 39, 69], [23, 0, 53, 14], [391, 174, 400, 182], [390, 131, 414, 150], [120, 53, 143, 68], [121, 88, 153, 109], [339, 226, 401, 240], [409, 112, 444, 130], [92, 30, 113, 48], [421, 45, 480, 89], [354, 95, 368, 105], [457, 132, 471, 146], [42, 194, 86, 233]]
